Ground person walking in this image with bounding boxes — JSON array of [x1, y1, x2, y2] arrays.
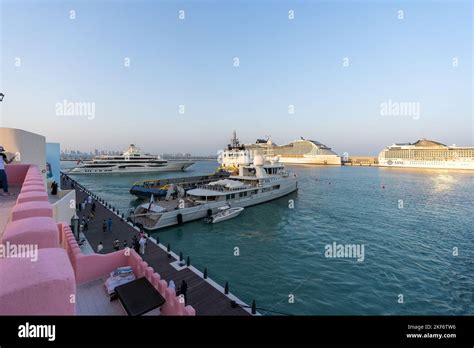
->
[[132, 235, 140, 254], [91, 202, 96, 213], [102, 220, 107, 233], [139, 235, 147, 255], [179, 280, 188, 305], [107, 218, 113, 232], [97, 242, 103, 253], [113, 239, 120, 251]]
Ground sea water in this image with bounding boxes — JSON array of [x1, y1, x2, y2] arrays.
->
[[63, 161, 474, 315]]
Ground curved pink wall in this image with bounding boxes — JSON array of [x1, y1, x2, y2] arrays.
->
[[0, 248, 76, 315], [4, 164, 30, 185], [1, 164, 195, 316], [2, 217, 59, 249], [59, 224, 195, 316]]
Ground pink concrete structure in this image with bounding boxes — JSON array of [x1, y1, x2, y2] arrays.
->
[[59, 223, 195, 316], [11, 201, 54, 221], [19, 185, 46, 193], [3, 217, 59, 249], [0, 248, 76, 315], [4, 164, 30, 185], [0, 163, 196, 316], [22, 180, 45, 187], [16, 191, 49, 204]]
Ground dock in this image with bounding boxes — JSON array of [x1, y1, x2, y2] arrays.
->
[[61, 173, 252, 316], [343, 156, 379, 166]]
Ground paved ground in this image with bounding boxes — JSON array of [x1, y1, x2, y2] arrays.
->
[[62, 176, 250, 316]]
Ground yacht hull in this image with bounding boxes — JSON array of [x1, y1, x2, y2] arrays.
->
[[137, 177, 298, 230], [378, 159, 474, 170], [68, 161, 194, 174]]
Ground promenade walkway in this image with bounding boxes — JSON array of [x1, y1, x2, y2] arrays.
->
[[62, 175, 251, 316]]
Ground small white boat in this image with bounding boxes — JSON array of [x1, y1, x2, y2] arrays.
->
[[206, 206, 244, 224]]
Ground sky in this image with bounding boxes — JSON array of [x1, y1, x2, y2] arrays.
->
[[0, 0, 472, 156]]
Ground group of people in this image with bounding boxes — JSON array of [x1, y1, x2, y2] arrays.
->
[[102, 218, 113, 233], [132, 232, 147, 255], [96, 232, 147, 255]]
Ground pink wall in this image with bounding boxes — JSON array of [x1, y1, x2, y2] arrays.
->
[[4, 164, 30, 185], [2, 217, 60, 249], [0, 248, 76, 315], [59, 223, 195, 316], [1, 163, 195, 316]]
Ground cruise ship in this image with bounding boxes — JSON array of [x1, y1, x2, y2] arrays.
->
[[245, 136, 341, 165], [133, 153, 298, 230], [378, 139, 474, 170], [68, 144, 194, 174]]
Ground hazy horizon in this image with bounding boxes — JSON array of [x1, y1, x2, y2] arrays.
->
[[0, 0, 472, 156]]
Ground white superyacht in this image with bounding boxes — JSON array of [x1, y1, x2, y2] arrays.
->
[[68, 144, 194, 174], [133, 153, 298, 230]]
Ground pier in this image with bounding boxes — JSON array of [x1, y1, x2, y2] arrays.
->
[[61, 173, 252, 316], [343, 156, 379, 166]]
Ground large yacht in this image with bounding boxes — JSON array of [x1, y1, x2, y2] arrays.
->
[[133, 153, 298, 230], [68, 144, 194, 174], [378, 139, 474, 170], [245, 136, 341, 165]]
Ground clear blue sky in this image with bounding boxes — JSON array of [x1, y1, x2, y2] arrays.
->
[[0, 0, 472, 155]]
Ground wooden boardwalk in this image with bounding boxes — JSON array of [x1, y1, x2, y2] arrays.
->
[[62, 176, 250, 316]]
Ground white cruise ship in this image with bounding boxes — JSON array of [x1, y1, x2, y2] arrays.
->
[[245, 136, 341, 165], [133, 154, 298, 230], [68, 144, 194, 174], [378, 139, 474, 170]]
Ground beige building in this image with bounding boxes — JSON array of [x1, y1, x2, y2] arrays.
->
[[0, 127, 76, 223]]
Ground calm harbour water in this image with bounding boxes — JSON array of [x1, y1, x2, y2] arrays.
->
[[63, 161, 474, 315]]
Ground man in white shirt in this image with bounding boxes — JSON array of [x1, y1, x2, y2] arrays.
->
[[97, 242, 104, 253], [0, 146, 15, 196], [139, 236, 146, 255]]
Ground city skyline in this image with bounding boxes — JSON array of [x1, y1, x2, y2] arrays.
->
[[0, 0, 472, 156]]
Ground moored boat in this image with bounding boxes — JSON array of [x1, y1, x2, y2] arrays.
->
[[68, 144, 194, 174], [204, 205, 244, 223], [133, 154, 298, 230]]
